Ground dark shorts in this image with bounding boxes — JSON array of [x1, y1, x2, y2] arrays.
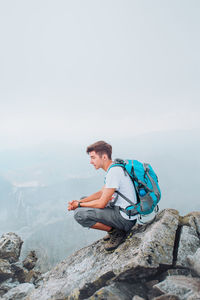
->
[[74, 206, 136, 232]]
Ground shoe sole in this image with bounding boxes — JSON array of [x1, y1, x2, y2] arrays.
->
[[104, 231, 133, 252], [104, 236, 127, 252], [104, 249, 115, 253], [103, 238, 110, 242]]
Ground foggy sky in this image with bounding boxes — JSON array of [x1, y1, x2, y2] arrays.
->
[[0, 0, 199, 149]]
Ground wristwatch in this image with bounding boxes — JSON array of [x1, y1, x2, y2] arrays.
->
[[78, 202, 81, 207]]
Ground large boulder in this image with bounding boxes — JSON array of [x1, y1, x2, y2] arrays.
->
[[176, 212, 200, 268], [154, 275, 200, 300], [27, 209, 179, 300], [0, 233, 23, 263], [176, 226, 200, 268]]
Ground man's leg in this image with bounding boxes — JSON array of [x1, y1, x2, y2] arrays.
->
[[91, 222, 112, 232], [91, 223, 119, 243], [74, 208, 115, 242], [74, 207, 135, 251]]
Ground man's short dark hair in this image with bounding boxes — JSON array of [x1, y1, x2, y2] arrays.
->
[[86, 141, 112, 159]]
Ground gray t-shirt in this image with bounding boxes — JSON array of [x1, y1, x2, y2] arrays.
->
[[105, 166, 137, 220]]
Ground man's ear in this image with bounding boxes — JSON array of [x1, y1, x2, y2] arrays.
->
[[102, 154, 107, 160]]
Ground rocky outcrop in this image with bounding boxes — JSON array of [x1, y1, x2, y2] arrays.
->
[[0, 233, 23, 263], [24, 209, 200, 300], [0, 233, 40, 299], [23, 251, 38, 271], [2, 209, 200, 300], [26, 209, 179, 299]]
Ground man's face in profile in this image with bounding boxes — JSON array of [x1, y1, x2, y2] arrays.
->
[[89, 151, 103, 170]]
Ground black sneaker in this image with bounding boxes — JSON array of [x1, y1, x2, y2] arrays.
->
[[104, 229, 126, 252]]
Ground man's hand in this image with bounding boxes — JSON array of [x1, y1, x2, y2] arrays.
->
[[68, 200, 79, 211]]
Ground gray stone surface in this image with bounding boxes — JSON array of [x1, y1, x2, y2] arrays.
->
[[87, 282, 147, 300], [0, 209, 199, 300], [182, 212, 200, 237], [0, 233, 23, 263], [153, 295, 180, 300], [0, 278, 19, 297], [187, 248, 200, 277], [23, 251, 38, 271], [176, 225, 200, 268], [132, 296, 145, 300], [154, 275, 200, 300], [0, 259, 13, 282], [187, 293, 200, 300], [1, 283, 35, 300], [27, 209, 179, 300]]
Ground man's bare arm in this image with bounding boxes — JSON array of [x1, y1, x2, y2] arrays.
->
[[69, 188, 115, 210], [78, 186, 104, 203]]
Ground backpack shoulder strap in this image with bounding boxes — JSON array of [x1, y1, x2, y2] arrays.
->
[[107, 160, 136, 206], [115, 190, 135, 206]]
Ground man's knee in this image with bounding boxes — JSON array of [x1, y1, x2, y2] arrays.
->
[[74, 208, 96, 228], [74, 208, 90, 227], [74, 208, 85, 224]]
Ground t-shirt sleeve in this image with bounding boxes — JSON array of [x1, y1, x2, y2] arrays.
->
[[105, 167, 123, 189]]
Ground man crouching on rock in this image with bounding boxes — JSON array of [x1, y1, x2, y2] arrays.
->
[[68, 141, 137, 252]]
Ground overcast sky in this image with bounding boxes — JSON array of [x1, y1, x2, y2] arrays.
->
[[0, 0, 199, 150]]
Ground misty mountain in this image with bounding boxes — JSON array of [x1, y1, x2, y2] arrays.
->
[[0, 175, 104, 272]]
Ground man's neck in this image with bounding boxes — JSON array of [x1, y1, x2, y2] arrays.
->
[[103, 160, 113, 172]]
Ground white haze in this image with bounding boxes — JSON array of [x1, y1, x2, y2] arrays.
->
[[0, 0, 199, 149]]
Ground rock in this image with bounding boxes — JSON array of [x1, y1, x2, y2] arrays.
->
[[23, 251, 38, 271], [165, 268, 192, 277], [0, 278, 19, 297], [11, 262, 27, 283], [27, 209, 180, 300], [0, 233, 23, 263], [179, 212, 200, 237], [153, 295, 180, 300], [0, 259, 14, 282], [193, 212, 200, 236], [25, 270, 41, 285], [154, 275, 200, 300], [87, 282, 147, 300], [2, 209, 199, 300], [132, 296, 145, 300], [187, 293, 200, 300], [187, 248, 200, 276], [0, 232, 40, 299], [176, 225, 200, 268], [1, 283, 35, 300]]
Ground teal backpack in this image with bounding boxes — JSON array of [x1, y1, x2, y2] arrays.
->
[[107, 159, 161, 218]]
